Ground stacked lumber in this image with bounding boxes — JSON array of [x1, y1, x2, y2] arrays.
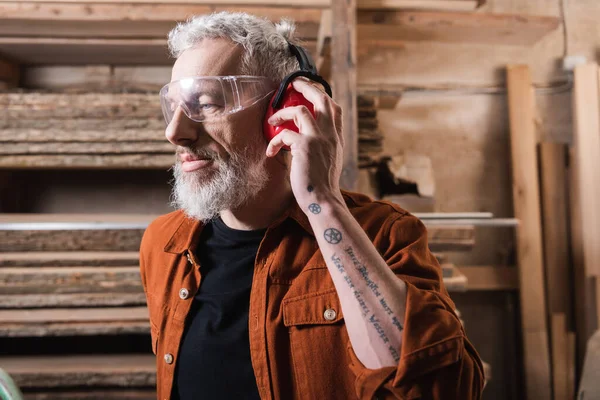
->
[[357, 95, 384, 167], [0, 92, 172, 169]]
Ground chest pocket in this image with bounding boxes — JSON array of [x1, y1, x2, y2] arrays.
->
[[282, 289, 356, 399]]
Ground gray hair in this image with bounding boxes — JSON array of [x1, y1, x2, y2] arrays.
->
[[167, 12, 301, 82]]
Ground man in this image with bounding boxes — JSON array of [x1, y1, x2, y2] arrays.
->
[[140, 11, 484, 400]]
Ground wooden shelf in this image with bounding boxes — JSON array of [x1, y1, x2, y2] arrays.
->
[[357, 10, 560, 46]]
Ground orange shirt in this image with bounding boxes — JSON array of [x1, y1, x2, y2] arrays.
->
[[140, 191, 484, 399]]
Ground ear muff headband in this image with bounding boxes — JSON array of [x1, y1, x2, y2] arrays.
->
[[271, 43, 333, 110]]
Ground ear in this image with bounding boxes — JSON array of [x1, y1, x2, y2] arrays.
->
[[263, 84, 315, 151]]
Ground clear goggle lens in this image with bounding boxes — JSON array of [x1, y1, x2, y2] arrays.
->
[[159, 76, 274, 126]]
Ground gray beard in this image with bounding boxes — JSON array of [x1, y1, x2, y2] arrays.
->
[[170, 148, 269, 223]]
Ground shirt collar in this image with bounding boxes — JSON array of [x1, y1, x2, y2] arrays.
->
[[162, 199, 315, 254]]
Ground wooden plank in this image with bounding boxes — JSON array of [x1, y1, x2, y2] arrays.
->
[[332, 0, 358, 191], [459, 266, 518, 291], [540, 143, 571, 315], [1, 92, 162, 119], [0, 118, 164, 133], [0, 3, 320, 39], [0, 307, 150, 336], [0, 142, 172, 155], [358, 0, 479, 10], [0, 292, 146, 308], [0, 154, 174, 168], [572, 64, 600, 277], [0, 229, 144, 252], [551, 313, 569, 400], [426, 225, 474, 252], [0, 128, 165, 142], [357, 10, 560, 47], [569, 64, 600, 368], [0, 213, 155, 223], [0, 37, 316, 65], [0, 266, 142, 294], [23, 390, 156, 400], [441, 264, 467, 292], [0, 354, 156, 388], [0, 0, 329, 6], [0, 251, 139, 267], [315, 9, 331, 80], [578, 330, 600, 399], [506, 64, 551, 400], [568, 331, 576, 400]]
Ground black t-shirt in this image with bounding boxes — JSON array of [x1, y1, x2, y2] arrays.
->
[[171, 218, 266, 400]]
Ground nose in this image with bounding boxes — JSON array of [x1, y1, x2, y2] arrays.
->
[[165, 105, 199, 147]]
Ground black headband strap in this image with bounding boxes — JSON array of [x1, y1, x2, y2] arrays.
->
[[271, 42, 333, 109]]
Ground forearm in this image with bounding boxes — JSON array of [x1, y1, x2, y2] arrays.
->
[[306, 194, 407, 370]]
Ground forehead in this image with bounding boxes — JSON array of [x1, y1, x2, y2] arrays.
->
[[171, 38, 244, 82]]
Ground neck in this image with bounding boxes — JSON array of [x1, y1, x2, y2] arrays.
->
[[219, 171, 293, 231]]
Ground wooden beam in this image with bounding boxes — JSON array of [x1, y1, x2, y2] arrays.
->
[[569, 63, 600, 371], [551, 313, 569, 400], [0, 0, 329, 7], [506, 64, 551, 400], [0, 307, 150, 337], [0, 58, 18, 89], [21, 390, 156, 400], [0, 251, 139, 267], [0, 3, 321, 39], [332, 0, 358, 191], [357, 10, 560, 46], [459, 266, 518, 291], [539, 143, 573, 400], [0, 37, 317, 65], [358, 0, 480, 10], [0, 293, 146, 308], [0, 354, 156, 388], [316, 9, 331, 80]]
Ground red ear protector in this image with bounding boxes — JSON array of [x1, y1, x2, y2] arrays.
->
[[263, 42, 333, 151]]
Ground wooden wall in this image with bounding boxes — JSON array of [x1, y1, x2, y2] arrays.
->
[[359, 0, 599, 398]]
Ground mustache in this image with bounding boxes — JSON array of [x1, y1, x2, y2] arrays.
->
[[176, 146, 220, 161]]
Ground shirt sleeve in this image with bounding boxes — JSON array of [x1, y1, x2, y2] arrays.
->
[[347, 213, 485, 399]]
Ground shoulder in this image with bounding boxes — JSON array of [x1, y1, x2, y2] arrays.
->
[[341, 190, 427, 243], [140, 210, 187, 254]]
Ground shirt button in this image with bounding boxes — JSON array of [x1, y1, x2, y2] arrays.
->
[[179, 288, 189, 300], [324, 309, 337, 321], [164, 353, 174, 364], [186, 253, 193, 264]]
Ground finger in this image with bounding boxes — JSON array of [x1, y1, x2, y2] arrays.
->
[[291, 79, 332, 115], [266, 129, 302, 157], [268, 105, 319, 136]]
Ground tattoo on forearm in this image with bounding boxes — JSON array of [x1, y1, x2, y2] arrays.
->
[[388, 345, 400, 362], [345, 246, 405, 331], [332, 254, 370, 316], [324, 228, 342, 244], [308, 203, 321, 214], [369, 314, 389, 344]]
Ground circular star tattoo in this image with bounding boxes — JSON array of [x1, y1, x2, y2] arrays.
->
[[324, 228, 342, 244], [308, 203, 321, 214], [307, 185, 314, 193]]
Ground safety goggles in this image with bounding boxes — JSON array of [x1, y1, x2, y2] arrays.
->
[[159, 76, 275, 126]]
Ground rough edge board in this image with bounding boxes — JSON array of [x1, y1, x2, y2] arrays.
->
[[0, 4, 320, 39], [0, 37, 317, 65], [0, 0, 481, 9], [0, 292, 146, 308], [0, 354, 156, 388], [358, 0, 479, 10], [0, 321, 150, 337], [22, 390, 156, 400], [357, 10, 560, 46], [0, 307, 148, 322], [0, 0, 329, 7], [0, 251, 139, 267], [458, 266, 518, 290], [506, 64, 551, 400], [0, 154, 174, 168]]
